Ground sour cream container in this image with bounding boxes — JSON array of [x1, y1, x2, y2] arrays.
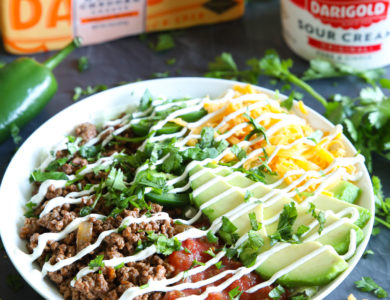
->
[[281, 0, 390, 69]]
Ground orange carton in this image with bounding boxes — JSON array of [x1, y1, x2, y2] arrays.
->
[[1, 0, 245, 54]]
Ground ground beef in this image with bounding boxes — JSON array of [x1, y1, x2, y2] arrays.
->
[[75, 123, 97, 143], [20, 121, 181, 300]]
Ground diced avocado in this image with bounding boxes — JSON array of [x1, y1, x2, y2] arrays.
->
[[189, 164, 232, 189], [311, 195, 371, 228], [301, 210, 365, 255], [257, 241, 348, 287], [194, 179, 245, 221], [328, 181, 361, 204], [262, 197, 293, 222]]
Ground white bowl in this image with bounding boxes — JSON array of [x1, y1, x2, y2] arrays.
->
[[0, 77, 374, 300]]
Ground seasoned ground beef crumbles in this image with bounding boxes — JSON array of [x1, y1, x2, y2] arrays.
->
[[20, 122, 179, 299]]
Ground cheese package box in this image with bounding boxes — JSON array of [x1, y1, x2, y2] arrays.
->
[[1, 0, 245, 54]]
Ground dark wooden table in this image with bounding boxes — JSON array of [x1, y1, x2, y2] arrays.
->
[[0, 1, 389, 299]]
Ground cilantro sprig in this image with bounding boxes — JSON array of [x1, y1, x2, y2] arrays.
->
[[355, 277, 388, 298]]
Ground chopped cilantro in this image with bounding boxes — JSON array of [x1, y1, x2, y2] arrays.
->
[[147, 232, 182, 255], [269, 202, 298, 245], [199, 127, 215, 148], [243, 113, 269, 143], [107, 167, 127, 191], [166, 58, 176, 65], [307, 130, 323, 144], [24, 202, 37, 218], [269, 285, 285, 299], [249, 211, 261, 231], [88, 255, 105, 269], [73, 84, 108, 101], [307, 203, 326, 234], [231, 144, 247, 160], [79, 145, 99, 159], [296, 224, 310, 237], [207, 231, 219, 244], [114, 262, 125, 270], [229, 286, 243, 300], [363, 249, 374, 258], [215, 261, 224, 269], [140, 283, 149, 289], [78, 56, 89, 72], [149, 33, 175, 52], [66, 136, 82, 155], [191, 259, 206, 267], [280, 91, 294, 110], [204, 248, 216, 257], [244, 190, 254, 203], [45, 157, 68, 172]]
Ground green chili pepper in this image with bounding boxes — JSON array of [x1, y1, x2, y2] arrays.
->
[[131, 109, 207, 137], [145, 192, 189, 207], [0, 38, 81, 143]]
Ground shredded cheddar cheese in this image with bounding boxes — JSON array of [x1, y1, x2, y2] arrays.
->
[[187, 85, 352, 202]]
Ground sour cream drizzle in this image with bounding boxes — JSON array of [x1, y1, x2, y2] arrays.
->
[[26, 89, 366, 299]]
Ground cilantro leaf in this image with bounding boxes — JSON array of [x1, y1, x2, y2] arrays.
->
[[269, 202, 298, 245], [249, 211, 261, 230], [355, 277, 388, 298], [200, 127, 215, 148], [107, 168, 127, 191], [243, 113, 269, 143], [302, 58, 384, 86], [30, 170, 68, 182], [149, 33, 175, 52], [45, 157, 68, 172], [280, 91, 294, 110]]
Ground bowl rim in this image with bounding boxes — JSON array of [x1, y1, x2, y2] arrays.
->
[[0, 77, 374, 300]]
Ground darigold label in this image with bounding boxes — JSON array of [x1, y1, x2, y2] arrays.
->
[[281, 0, 390, 69]]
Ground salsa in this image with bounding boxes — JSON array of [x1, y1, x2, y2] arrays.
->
[[164, 238, 288, 300]]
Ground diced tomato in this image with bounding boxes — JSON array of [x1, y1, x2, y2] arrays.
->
[[164, 238, 287, 300]]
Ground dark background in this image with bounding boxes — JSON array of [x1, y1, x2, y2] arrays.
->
[[0, 1, 389, 299]]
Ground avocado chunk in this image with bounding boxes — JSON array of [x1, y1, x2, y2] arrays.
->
[[256, 241, 348, 287], [311, 194, 371, 228], [189, 164, 231, 189], [264, 203, 364, 255], [328, 181, 361, 204]]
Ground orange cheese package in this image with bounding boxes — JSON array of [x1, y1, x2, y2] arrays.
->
[[0, 0, 245, 54]]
